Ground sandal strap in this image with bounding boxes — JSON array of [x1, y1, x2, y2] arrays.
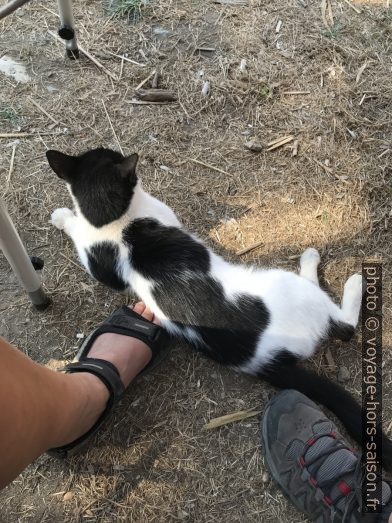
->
[[106, 306, 161, 351], [47, 359, 125, 459], [64, 358, 125, 399], [75, 306, 162, 364]]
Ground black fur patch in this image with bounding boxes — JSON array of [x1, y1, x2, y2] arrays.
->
[[154, 276, 270, 366], [123, 218, 270, 366], [328, 319, 355, 342], [86, 242, 128, 291], [123, 218, 210, 278]]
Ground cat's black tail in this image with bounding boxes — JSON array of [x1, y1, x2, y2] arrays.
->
[[258, 353, 392, 471]]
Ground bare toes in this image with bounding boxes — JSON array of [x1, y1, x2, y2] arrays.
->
[[133, 302, 145, 315], [140, 306, 154, 322]]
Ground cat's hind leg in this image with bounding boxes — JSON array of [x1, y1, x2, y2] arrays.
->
[[329, 273, 363, 341], [341, 273, 363, 328], [299, 247, 320, 285]]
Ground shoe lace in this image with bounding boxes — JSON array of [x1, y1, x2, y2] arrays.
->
[[298, 431, 362, 519]]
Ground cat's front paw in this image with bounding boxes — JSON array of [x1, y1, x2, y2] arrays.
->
[[300, 247, 320, 267], [50, 208, 74, 230]]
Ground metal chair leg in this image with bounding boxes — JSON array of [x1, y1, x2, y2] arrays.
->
[[0, 0, 31, 20], [57, 0, 79, 59], [0, 199, 50, 310]]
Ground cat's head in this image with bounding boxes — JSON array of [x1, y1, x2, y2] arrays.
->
[[46, 148, 138, 227]]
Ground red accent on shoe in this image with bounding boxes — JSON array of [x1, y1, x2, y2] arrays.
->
[[298, 456, 305, 467], [338, 480, 352, 496], [307, 437, 317, 446], [310, 477, 318, 487], [324, 496, 333, 506], [330, 431, 337, 438]]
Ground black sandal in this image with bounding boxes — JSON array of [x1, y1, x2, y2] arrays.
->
[[47, 305, 168, 459]]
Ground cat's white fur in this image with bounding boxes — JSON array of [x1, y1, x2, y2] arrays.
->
[[51, 180, 363, 374]]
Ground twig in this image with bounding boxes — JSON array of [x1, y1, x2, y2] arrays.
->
[[0, 131, 67, 138], [204, 409, 261, 430], [190, 103, 210, 118], [327, 0, 334, 25], [356, 61, 368, 84], [378, 149, 390, 159], [236, 240, 264, 256], [135, 70, 156, 91], [342, 0, 361, 14], [304, 155, 333, 174], [267, 135, 294, 151], [127, 99, 175, 105], [101, 99, 123, 155], [292, 139, 299, 157], [282, 90, 310, 95], [321, 0, 330, 28], [106, 50, 146, 67], [48, 30, 118, 81], [6, 145, 16, 190], [119, 55, 124, 81], [325, 348, 336, 370], [30, 98, 60, 126], [213, 0, 248, 5], [135, 89, 176, 102], [267, 135, 294, 147], [179, 100, 191, 119], [0, 132, 32, 138], [79, 46, 118, 82], [189, 158, 233, 177], [196, 47, 216, 52], [59, 252, 83, 270], [151, 70, 160, 89]]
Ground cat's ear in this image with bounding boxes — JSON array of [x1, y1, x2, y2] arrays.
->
[[46, 150, 77, 181], [117, 153, 138, 179]]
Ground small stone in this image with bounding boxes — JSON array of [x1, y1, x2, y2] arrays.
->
[[244, 139, 263, 152], [63, 491, 74, 501], [201, 80, 210, 97], [338, 366, 350, 383], [85, 509, 93, 517], [262, 471, 269, 483], [153, 27, 170, 39]]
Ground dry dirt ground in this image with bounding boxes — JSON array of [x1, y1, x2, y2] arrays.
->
[[1, 0, 392, 521]]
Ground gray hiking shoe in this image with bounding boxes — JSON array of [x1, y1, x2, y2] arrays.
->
[[261, 390, 392, 522]]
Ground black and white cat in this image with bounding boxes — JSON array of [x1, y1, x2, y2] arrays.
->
[[47, 147, 392, 468]]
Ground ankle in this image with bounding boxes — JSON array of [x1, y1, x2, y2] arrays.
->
[[48, 372, 109, 449]]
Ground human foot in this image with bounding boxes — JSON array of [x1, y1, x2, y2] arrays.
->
[[50, 303, 160, 451], [86, 301, 157, 386]]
